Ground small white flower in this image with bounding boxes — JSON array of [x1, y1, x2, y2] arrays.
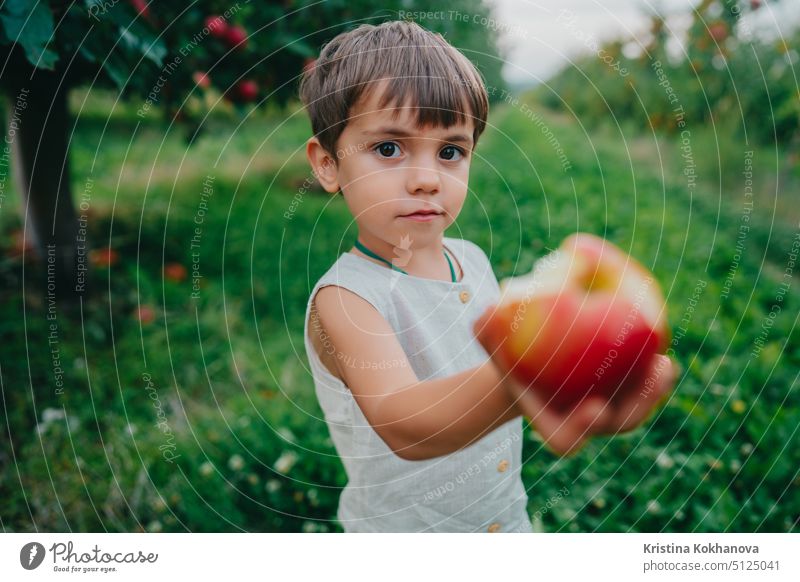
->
[[277, 427, 296, 443], [592, 497, 606, 509], [228, 454, 245, 471], [301, 521, 318, 533], [238, 416, 251, 428], [274, 451, 298, 474], [656, 450, 674, 469], [646, 500, 661, 514], [740, 443, 754, 456], [265, 479, 281, 493], [147, 520, 162, 532], [199, 461, 214, 476], [67, 416, 80, 431], [42, 408, 65, 423], [531, 515, 545, 533]]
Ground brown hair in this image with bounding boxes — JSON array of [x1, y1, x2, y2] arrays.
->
[[299, 20, 490, 162]]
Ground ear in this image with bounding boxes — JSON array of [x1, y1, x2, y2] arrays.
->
[[306, 137, 340, 194]]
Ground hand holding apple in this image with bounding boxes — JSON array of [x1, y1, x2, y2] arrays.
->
[[479, 325, 675, 456], [473, 233, 677, 455]]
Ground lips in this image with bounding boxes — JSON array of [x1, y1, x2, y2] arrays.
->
[[399, 209, 442, 217]]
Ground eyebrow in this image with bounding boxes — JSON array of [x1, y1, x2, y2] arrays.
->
[[362, 127, 473, 147]]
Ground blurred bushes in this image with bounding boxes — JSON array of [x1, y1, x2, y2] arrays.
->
[[540, 0, 800, 146]]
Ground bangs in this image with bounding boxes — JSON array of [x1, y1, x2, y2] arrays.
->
[[351, 38, 487, 133], [364, 74, 481, 133], [300, 20, 489, 157]]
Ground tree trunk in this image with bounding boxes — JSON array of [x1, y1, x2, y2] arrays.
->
[[6, 69, 86, 304]]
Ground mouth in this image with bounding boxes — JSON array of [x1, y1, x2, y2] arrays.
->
[[398, 209, 444, 218]]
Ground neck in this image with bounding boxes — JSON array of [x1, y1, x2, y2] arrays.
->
[[353, 231, 448, 278]]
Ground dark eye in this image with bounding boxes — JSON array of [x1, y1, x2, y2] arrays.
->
[[375, 142, 401, 158], [440, 145, 464, 161]]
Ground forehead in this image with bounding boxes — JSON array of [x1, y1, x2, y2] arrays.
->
[[346, 81, 475, 139]]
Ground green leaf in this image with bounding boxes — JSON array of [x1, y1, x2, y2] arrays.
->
[[0, 2, 57, 70], [102, 50, 130, 90], [3, 0, 35, 17], [117, 26, 166, 68]]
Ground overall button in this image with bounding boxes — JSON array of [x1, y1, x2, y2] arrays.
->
[[459, 290, 470, 303], [497, 459, 509, 473], [487, 522, 501, 533]]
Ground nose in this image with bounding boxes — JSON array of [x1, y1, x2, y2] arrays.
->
[[407, 154, 441, 194]]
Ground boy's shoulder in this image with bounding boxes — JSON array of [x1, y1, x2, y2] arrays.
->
[[445, 235, 482, 259], [306, 251, 387, 320], [447, 236, 494, 272]]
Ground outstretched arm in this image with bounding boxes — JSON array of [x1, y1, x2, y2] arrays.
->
[[312, 285, 521, 461]]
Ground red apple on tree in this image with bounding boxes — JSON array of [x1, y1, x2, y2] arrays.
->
[[224, 25, 248, 50], [205, 15, 229, 40], [128, 0, 156, 25], [192, 71, 211, 89], [476, 233, 670, 411], [228, 79, 258, 103]]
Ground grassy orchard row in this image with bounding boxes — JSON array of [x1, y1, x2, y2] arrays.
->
[[0, 88, 797, 532]]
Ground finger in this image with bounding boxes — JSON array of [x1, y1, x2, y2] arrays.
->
[[614, 354, 676, 433], [514, 386, 592, 456], [576, 396, 617, 436]]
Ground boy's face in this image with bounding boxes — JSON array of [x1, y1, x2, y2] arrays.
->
[[307, 82, 475, 251]]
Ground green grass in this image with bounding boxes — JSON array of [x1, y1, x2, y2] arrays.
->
[[0, 88, 797, 532]]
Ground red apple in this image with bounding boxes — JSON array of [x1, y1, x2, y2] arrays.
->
[[205, 15, 229, 40], [708, 22, 728, 43], [479, 233, 670, 411], [89, 247, 119, 268], [224, 25, 248, 50], [135, 305, 156, 325], [129, 0, 149, 17], [164, 262, 187, 282], [192, 71, 211, 89], [228, 79, 258, 103]]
